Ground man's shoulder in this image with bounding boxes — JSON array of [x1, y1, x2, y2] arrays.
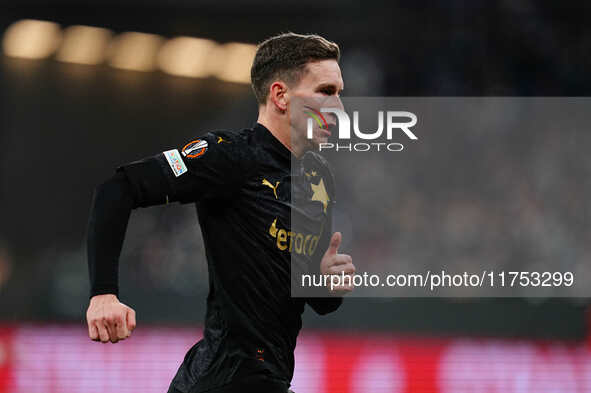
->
[[301, 151, 334, 177], [186, 127, 260, 180], [301, 150, 336, 199], [193, 126, 257, 155], [205, 126, 253, 141]]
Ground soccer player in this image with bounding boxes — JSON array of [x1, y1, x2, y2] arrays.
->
[[86, 32, 355, 393]]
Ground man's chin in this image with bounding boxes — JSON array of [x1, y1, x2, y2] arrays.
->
[[310, 136, 329, 150]]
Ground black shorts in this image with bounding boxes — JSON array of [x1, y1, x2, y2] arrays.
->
[[167, 374, 292, 393]]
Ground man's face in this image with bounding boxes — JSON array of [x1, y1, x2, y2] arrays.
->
[[288, 60, 344, 150]]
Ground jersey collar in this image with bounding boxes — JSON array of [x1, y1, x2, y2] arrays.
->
[[254, 122, 293, 162]]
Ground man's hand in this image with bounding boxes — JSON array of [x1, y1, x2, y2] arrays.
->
[[86, 294, 136, 343], [320, 232, 356, 295]]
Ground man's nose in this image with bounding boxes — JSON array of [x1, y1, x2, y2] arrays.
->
[[323, 95, 344, 111]]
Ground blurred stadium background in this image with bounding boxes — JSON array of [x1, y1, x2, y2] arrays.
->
[[1, 1, 591, 392]]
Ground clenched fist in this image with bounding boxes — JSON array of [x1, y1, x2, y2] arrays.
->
[[320, 232, 356, 295], [86, 294, 136, 343]]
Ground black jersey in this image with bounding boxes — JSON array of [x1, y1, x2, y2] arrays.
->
[[118, 123, 341, 393]]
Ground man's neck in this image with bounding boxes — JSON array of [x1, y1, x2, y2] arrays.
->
[[257, 112, 302, 158]]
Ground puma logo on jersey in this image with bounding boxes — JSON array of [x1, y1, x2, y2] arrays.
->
[[217, 136, 230, 144], [262, 178, 280, 199]]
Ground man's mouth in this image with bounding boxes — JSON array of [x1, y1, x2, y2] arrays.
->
[[322, 123, 337, 137]]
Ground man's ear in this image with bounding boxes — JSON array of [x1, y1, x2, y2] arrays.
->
[[268, 81, 289, 112]]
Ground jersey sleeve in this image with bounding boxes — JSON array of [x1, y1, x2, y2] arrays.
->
[[118, 131, 250, 206], [303, 152, 344, 312]]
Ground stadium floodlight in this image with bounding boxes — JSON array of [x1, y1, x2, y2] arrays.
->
[[107, 32, 164, 72], [209, 42, 256, 84], [55, 25, 113, 65], [157, 37, 217, 78], [2, 19, 62, 60]]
